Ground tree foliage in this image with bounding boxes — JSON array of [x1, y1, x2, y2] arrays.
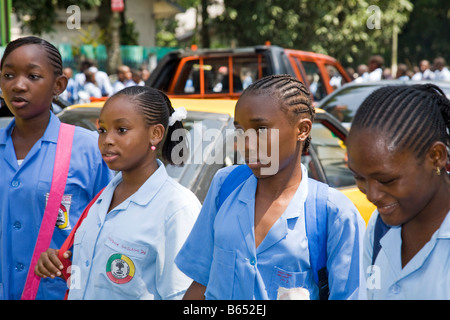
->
[[212, 0, 413, 66]]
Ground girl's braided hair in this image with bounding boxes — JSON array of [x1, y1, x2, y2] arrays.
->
[[351, 84, 450, 158], [0, 36, 63, 76], [241, 74, 315, 152]]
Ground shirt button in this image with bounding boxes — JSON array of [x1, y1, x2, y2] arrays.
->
[[13, 221, 21, 230], [250, 258, 256, 266], [15, 263, 24, 271], [85, 260, 90, 267], [391, 284, 401, 294], [11, 180, 20, 188]]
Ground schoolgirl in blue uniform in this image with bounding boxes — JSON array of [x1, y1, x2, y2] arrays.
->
[[175, 75, 366, 300], [0, 36, 112, 299], [346, 84, 450, 299], [35, 86, 201, 300]]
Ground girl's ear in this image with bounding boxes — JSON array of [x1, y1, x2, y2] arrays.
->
[[297, 118, 312, 142], [426, 141, 448, 171], [54, 74, 68, 96], [149, 124, 165, 147]]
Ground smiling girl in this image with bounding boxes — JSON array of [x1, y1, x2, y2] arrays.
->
[[346, 84, 450, 299], [35, 86, 201, 300], [0, 36, 112, 300]]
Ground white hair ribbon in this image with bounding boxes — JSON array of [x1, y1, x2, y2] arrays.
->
[[168, 107, 187, 126]]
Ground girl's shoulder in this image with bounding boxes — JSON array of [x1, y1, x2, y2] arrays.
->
[[325, 186, 366, 226], [71, 126, 101, 149]]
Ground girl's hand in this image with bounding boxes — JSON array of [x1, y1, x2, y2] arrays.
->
[[34, 248, 72, 279]]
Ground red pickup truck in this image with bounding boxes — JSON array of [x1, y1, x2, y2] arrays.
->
[[146, 44, 351, 102]]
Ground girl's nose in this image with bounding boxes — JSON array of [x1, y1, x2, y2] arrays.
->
[[11, 76, 28, 92], [365, 181, 383, 205]]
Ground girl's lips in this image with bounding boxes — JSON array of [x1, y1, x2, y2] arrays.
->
[[102, 153, 119, 162], [377, 202, 399, 216], [11, 97, 29, 109]]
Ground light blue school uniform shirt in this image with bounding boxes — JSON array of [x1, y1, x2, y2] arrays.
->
[[68, 161, 201, 300], [364, 210, 450, 299], [0, 112, 113, 300], [175, 164, 366, 300]]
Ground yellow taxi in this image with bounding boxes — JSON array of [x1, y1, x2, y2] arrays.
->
[[58, 98, 375, 223]]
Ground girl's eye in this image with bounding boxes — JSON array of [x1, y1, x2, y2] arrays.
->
[[29, 74, 41, 80], [97, 127, 106, 134], [118, 127, 128, 133], [3, 73, 13, 79], [379, 178, 396, 185]]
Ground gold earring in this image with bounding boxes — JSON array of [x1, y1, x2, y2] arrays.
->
[[436, 167, 441, 176]]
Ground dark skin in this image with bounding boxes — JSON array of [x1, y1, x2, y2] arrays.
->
[[35, 95, 165, 279], [0, 44, 67, 160], [347, 128, 450, 267], [183, 93, 312, 299]]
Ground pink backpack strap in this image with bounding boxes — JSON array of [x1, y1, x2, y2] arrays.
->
[[21, 123, 75, 300]]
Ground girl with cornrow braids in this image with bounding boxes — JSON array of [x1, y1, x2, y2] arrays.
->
[[0, 36, 113, 299], [176, 74, 366, 300], [36, 86, 201, 300], [346, 84, 450, 299]]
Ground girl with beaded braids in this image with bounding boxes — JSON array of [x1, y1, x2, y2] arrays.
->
[[35, 86, 201, 300], [346, 84, 450, 299], [0, 36, 112, 299], [175, 74, 366, 300]]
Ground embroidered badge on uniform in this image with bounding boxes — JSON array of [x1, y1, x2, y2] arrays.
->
[[106, 254, 135, 284], [46, 193, 72, 230]]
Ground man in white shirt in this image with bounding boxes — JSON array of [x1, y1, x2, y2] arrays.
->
[[433, 57, 450, 81]]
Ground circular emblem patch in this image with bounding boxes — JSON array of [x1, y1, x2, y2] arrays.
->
[[106, 254, 135, 284]]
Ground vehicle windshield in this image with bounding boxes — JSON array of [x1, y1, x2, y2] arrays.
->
[[320, 85, 384, 123]]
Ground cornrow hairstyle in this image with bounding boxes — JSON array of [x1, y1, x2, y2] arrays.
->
[[0, 36, 63, 76], [350, 84, 450, 159], [241, 74, 315, 152], [113, 86, 189, 166]]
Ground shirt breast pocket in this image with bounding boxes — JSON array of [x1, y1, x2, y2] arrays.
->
[[94, 235, 150, 299], [269, 266, 315, 300], [205, 245, 236, 300]]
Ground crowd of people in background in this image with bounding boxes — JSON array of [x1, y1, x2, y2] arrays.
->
[[59, 59, 151, 105], [348, 56, 450, 83]]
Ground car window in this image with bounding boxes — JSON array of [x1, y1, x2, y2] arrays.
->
[[204, 55, 269, 94], [320, 85, 383, 123], [174, 59, 201, 94], [309, 122, 354, 188], [165, 113, 231, 187], [302, 61, 327, 101]]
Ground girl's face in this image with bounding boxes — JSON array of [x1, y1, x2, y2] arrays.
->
[[234, 93, 310, 177], [347, 128, 441, 227], [0, 44, 66, 120], [97, 95, 158, 173]]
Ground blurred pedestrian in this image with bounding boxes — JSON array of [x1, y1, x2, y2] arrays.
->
[[74, 60, 113, 97], [130, 68, 145, 86], [0, 36, 112, 300], [78, 69, 102, 103], [433, 57, 450, 81], [412, 60, 434, 81], [354, 64, 369, 83], [113, 65, 133, 93], [395, 63, 410, 81], [60, 67, 78, 104], [35, 86, 200, 300], [346, 84, 450, 299], [175, 74, 366, 300], [367, 55, 384, 81]]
